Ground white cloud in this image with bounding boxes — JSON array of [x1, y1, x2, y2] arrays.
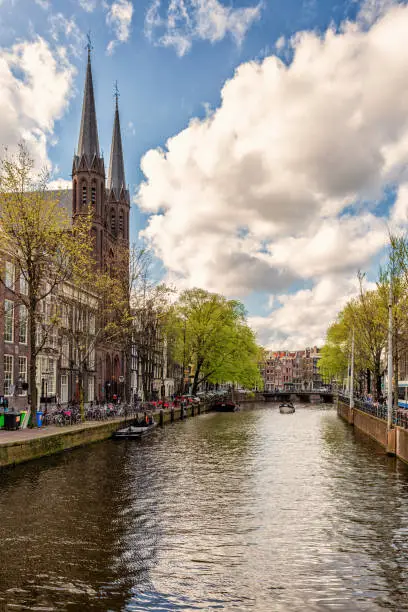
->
[[106, 0, 133, 54], [249, 276, 371, 349], [47, 178, 72, 190], [0, 37, 75, 169], [137, 4, 408, 347], [35, 0, 50, 8], [145, 0, 262, 56], [48, 13, 83, 57], [78, 0, 98, 11], [357, 0, 398, 27]]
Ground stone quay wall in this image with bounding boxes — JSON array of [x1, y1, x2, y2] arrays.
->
[[0, 403, 212, 469], [337, 398, 408, 464]]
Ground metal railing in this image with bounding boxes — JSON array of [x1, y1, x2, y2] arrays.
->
[[337, 392, 408, 429]]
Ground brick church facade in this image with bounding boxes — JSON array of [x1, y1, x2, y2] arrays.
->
[[71, 48, 130, 403], [0, 48, 130, 408]]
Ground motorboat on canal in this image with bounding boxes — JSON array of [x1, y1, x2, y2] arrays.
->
[[112, 417, 157, 440], [279, 402, 295, 414], [213, 400, 239, 412]]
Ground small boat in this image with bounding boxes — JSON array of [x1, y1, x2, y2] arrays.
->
[[213, 401, 239, 412], [112, 421, 156, 439], [279, 402, 295, 414]]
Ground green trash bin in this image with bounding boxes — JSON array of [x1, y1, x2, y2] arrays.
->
[[0, 413, 4, 429]]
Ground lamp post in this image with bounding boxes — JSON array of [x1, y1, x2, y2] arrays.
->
[[387, 280, 393, 432], [350, 329, 355, 409]]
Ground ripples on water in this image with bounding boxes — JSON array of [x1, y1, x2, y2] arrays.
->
[[1, 404, 408, 611]]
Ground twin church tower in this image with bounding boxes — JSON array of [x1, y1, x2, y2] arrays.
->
[[72, 47, 130, 269]]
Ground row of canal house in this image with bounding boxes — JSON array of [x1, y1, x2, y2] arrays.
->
[[262, 347, 324, 391]]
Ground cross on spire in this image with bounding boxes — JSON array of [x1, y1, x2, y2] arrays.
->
[[86, 31, 93, 58], [114, 80, 120, 107]]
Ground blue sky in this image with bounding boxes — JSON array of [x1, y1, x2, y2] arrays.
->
[[0, 0, 407, 348]]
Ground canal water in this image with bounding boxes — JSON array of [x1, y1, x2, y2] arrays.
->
[[1, 404, 408, 611]]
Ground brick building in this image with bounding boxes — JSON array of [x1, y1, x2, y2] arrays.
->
[[0, 47, 130, 408], [263, 347, 323, 392]]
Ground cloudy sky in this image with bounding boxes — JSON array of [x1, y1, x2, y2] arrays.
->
[[1, 0, 408, 349]]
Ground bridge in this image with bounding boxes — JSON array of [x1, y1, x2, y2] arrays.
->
[[262, 390, 335, 403]]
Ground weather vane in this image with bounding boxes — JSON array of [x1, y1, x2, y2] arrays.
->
[[86, 31, 93, 55], [114, 80, 120, 102]]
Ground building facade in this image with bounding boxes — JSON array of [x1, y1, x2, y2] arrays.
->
[[1, 48, 130, 408], [263, 347, 323, 392]]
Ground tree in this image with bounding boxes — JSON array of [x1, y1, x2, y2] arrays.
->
[[0, 144, 93, 424], [318, 282, 387, 399], [169, 288, 262, 395]]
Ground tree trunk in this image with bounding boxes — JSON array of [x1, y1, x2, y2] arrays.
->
[[78, 370, 85, 422], [28, 302, 37, 428], [394, 337, 399, 412], [192, 358, 204, 396], [125, 343, 131, 404]]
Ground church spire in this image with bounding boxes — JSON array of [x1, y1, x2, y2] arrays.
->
[[77, 40, 100, 161], [108, 83, 126, 196]]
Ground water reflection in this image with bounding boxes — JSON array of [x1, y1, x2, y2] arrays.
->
[[0, 405, 407, 610]]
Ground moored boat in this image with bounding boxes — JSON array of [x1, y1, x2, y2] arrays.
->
[[213, 401, 239, 412], [112, 420, 156, 439], [279, 402, 295, 414]]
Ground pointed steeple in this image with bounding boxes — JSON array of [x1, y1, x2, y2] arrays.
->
[[77, 46, 100, 162], [108, 88, 126, 197]]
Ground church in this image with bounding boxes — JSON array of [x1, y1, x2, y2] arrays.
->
[[67, 47, 131, 404], [0, 47, 131, 408]]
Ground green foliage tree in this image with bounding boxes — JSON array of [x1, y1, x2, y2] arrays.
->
[[169, 288, 262, 395], [0, 144, 93, 425]]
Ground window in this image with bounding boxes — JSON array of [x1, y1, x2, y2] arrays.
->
[[4, 300, 14, 342], [61, 337, 69, 368], [4, 355, 13, 396], [88, 376, 95, 402], [60, 375, 68, 403], [91, 185, 96, 207], [18, 357, 27, 395], [111, 209, 116, 234], [119, 211, 124, 234], [88, 347, 95, 370], [89, 313, 95, 335], [19, 305, 27, 344], [61, 305, 69, 328], [5, 262, 14, 289], [73, 181, 77, 214], [82, 183, 87, 206], [19, 272, 28, 295]]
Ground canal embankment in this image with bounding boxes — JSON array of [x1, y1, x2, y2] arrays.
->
[[0, 403, 212, 468], [337, 397, 408, 464]]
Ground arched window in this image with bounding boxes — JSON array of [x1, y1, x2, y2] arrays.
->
[[111, 209, 116, 235], [91, 183, 96, 208], [119, 210, 124, 235], [73, 181, 77, 214], [82, 183, 87, 207]]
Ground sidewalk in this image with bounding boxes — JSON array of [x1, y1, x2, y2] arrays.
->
[[0, 417, 129, 447]]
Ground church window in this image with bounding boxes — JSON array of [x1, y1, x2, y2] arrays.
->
[[111, 209, 116, 235], [82, 184, 87, 207], [119, 211, 124, 234], [73, 181, 77, 214], [91, 185, 96, 207]]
